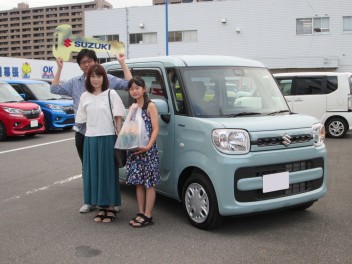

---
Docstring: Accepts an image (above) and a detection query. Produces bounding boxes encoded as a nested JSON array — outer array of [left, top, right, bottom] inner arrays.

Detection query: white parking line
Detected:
[[0, 137, 74, 155], [3, 174, 82, 203]]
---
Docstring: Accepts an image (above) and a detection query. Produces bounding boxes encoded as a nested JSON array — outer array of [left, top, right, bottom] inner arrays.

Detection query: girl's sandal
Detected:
[[94, 209, 107, 223], [129, 213, 145, 226], [132, 215, 154, 228], [103, 209, 116, 223]]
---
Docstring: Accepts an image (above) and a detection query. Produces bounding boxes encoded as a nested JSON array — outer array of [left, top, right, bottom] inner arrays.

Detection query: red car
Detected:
[[0, 81, 45, 140]]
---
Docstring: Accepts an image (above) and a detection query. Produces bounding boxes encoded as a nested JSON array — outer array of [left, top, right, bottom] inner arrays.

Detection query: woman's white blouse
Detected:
[[75, 89, 125, 137]]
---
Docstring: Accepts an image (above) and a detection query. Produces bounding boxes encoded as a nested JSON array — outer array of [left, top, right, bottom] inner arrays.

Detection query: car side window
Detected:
[[107, 69, 131, 107], [10, 84, 33, 100], [296, 77, 323, 95], [326, 76, 338, 94], [133, 69, 167, 107], [277, 79, 293, 96], [167, 68, 185, 115]]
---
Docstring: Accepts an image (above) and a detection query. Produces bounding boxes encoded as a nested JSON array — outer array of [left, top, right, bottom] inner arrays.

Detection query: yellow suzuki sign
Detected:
[[52, 24, 125, 61]]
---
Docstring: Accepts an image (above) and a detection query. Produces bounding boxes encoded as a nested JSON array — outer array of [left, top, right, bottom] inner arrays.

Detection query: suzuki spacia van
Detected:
[[274, 72, 352, 138], [103, 55, 327, 229]]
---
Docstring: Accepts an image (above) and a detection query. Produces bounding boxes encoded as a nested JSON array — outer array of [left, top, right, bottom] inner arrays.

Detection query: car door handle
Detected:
[[294, 99, 303, 102], [178, 124, 185, 127]]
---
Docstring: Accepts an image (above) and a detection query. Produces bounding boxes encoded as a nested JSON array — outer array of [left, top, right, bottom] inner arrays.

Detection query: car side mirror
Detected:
[[152, 99, 170, 123], [19, 93, 27, 99]]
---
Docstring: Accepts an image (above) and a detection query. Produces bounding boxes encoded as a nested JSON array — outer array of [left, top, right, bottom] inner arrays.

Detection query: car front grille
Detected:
[[253, 134, 312, 147], [22, 109, 40, 119], [22, 123, 44, 130], [62, 106, 74, 114], [234, 158, 324, 202], [62, 118, 75, 124]]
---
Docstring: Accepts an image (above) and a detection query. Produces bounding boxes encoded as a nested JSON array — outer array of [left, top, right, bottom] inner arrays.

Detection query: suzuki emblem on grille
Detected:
[[32, 110, 35, 114], [282, 134, 292, 147]]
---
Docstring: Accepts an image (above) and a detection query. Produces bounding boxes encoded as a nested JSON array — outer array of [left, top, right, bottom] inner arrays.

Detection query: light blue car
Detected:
[[3, 79, 74, 132], [103, 55, 327, 230]]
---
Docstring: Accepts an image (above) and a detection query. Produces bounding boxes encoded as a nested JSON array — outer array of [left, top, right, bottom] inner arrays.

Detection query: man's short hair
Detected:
[[76, 49, 98, 65]]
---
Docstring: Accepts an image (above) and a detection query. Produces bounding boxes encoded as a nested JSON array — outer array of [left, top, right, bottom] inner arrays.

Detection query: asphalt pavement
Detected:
[[0, 130, 351, 264]]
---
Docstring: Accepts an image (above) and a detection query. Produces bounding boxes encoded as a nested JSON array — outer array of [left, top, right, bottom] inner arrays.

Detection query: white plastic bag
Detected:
[[115, 104, 149, 150]]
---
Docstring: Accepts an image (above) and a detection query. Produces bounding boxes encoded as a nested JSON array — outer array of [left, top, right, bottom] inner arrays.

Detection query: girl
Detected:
[[126, 76, 160, 228], [75, 64, 125, 223]]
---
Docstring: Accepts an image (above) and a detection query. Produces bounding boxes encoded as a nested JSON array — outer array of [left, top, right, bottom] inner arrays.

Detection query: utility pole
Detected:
[[165, 0, 169, 55]]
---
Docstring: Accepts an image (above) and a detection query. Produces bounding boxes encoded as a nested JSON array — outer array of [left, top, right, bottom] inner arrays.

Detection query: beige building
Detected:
[[0, 0, 112, 62]]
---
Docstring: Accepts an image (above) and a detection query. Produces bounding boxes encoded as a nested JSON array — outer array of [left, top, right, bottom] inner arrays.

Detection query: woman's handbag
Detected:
[[108, 90, 127, 168]]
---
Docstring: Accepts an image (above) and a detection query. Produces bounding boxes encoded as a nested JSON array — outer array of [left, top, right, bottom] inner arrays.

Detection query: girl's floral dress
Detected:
[[126, 105, 160, 188]]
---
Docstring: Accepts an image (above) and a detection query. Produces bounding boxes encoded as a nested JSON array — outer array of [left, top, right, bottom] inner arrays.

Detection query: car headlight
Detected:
[[312, 123, 325, 147], [1, 106, 23, 116], [212, 129, 250, 154], [45, 104, 64, 111]]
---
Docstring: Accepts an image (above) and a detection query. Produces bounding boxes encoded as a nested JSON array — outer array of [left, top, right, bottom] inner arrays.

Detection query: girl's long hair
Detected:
[[128, 76, 151, 109]]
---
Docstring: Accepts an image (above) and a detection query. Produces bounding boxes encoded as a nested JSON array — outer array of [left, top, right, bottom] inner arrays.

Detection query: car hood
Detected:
[[0, 101, 40, 110], [29, 100, 73, 107], [207, 114, 319, 131]]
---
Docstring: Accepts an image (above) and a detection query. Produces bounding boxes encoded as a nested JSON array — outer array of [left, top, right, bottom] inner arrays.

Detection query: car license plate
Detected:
[[30, 120, 38, 127], [263, 171, 289, 193]]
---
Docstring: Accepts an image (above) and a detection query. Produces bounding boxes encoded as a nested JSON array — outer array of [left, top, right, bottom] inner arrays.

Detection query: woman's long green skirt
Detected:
[[83, 135, 121, 207]]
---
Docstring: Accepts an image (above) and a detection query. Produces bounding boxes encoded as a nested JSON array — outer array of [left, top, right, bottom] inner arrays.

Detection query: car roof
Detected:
[[1, 79, 47, 84], [103, 55, 265, 68], [273, 72, 352, 77]]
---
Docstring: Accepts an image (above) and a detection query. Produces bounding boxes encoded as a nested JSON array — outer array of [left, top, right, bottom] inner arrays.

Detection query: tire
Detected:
[[182, 172, 223, 230], [291, 201, 315, 211], [0, 122, 7, 141], [63, 126, 73, 131], [325, 117, 348, 138], [25, 133, 36, 137], [44, 118, 50, 133]]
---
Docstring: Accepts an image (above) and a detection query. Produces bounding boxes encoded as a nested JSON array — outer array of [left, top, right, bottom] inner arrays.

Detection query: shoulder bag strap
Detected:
[[108, 89, 117, 135]]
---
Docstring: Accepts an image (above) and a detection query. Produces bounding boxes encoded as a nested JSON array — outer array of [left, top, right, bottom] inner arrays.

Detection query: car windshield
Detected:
[[181, 66, 289, 117], [27, 82, 62, 100], [0, 83, 25, 103]]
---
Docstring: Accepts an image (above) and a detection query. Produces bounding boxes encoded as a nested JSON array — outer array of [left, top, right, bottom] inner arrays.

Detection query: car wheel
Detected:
[[326, 118, 348, 138], [63, 126, 73, 131], [44, 118, 50, 133], [182, 172, 223, 230], [0, 122, 7, 141], [291, 201, 315, 211]]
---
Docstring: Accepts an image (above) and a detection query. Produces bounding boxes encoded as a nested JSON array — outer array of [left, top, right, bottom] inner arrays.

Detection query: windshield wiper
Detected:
[[5, 100, 21, 103], [45, 98, 59, 100], [267, 110, 290, 116], [222, 112, 262, 117]]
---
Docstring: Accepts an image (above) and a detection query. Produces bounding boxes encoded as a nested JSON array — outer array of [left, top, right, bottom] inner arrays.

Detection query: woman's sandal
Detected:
[[132, 215, 154, 228], [129, 213, 145, 226], [94, 209, 107, 223], [103, 209, 116, 223]]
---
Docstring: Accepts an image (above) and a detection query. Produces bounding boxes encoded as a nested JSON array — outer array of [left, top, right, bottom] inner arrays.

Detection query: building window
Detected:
[[93, 34, 119, 42], [168, 30, 197, 42], [343, 16, 352, 32], [129, 32, 157, 44], [296, 17, 329, 34]]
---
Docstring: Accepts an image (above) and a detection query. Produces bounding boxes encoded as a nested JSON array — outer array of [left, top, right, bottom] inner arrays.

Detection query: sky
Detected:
[[1, 0, 153, 11]]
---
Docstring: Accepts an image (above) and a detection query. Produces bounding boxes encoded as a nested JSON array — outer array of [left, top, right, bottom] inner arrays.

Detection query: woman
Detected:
[[75, 64, 125, 223]]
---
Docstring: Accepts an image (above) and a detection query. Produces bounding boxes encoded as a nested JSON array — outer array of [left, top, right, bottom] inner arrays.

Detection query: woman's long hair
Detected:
[[85, 64, 109, 93], [128, 76, 151, 109]]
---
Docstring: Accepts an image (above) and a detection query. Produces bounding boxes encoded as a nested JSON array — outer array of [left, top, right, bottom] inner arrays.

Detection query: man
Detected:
[[190, 81, 209, 115], [51, 49, 132, 213]]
